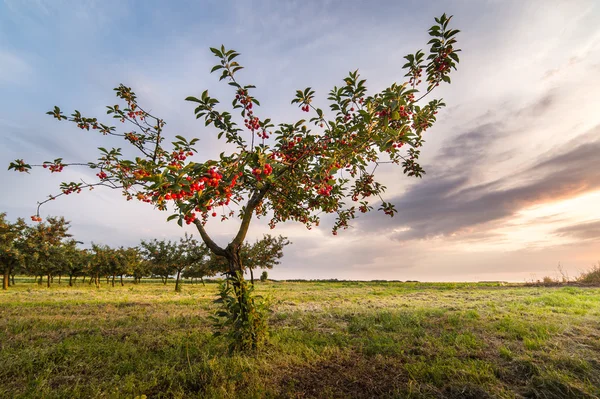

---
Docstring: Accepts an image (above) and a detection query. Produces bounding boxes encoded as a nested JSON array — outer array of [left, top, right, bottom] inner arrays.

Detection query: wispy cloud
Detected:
[[554, 220, 600, 241]]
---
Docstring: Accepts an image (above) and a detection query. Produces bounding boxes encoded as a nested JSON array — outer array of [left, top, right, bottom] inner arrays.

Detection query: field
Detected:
[[1, 280, 599, 398]]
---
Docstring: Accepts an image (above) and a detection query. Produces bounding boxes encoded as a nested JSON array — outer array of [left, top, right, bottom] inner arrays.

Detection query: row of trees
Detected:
[[1, 212, 289, 291]]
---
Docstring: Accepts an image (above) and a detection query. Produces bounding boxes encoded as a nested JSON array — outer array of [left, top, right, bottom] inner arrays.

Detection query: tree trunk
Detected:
[[120, 275, 124, 286], [200, 276, 205, 286], [2, 269, 8, 290], [162, 276, 167, 285], [10, 272, 15, 286], [111, 274, 115, 287], [38, 275, 43, 285], [226, 244, 246, 300], [69, 275, 73, 287], [175, 270, 181, 292], [249, 267, 254, 285], [74, 276, 78, 284], [95, 274, 100, 289], [83, 275, 87, 284], [47, 274, 51, 288], [58, 274, 61, 284]]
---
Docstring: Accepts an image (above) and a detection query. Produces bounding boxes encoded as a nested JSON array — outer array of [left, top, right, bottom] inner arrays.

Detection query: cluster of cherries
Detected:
[[30, 215, 42, 222], [62, 186, 82, 195], [317, 184, 333, 196], [42, 163, 65, 173], [173, 150, 194, 162], [252, 163, 273, 181], [126, 110, 144, 120], [96, 171, 108, 179], [301, 104, 310, 112], [244, 116, 261, 132], [159, 168, 243, 224], [124, 132, 141, 143], [183, 212, 198, 225]]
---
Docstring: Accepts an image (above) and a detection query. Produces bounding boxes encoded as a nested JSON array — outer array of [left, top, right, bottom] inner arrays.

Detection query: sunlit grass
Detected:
[[1, 280, 599, 398]]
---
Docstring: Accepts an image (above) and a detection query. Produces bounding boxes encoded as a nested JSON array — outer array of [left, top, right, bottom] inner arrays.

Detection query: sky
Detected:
[[1, 0, 600, 282]]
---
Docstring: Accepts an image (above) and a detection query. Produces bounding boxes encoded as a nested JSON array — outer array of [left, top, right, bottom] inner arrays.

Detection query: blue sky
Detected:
[[2, 0, 600, 281]]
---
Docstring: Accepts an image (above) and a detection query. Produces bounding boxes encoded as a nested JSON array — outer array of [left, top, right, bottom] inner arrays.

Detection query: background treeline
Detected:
[[1, 212, 289, 291]]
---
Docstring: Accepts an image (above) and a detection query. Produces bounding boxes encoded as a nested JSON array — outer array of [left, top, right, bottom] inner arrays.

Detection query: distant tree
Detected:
[[183, 243, 216, 285], [21, 217, 71, 287], [140, 239, 176, 285], [59, 239, 87, 286], [0, 213, 27, 290], [123, 247, 148, 284], [101, 246, 130, 287], [90, 243, 111, 288], [245, 235, 290, 284], [260, 271, 268, 282], [141, 234, 208, 291]]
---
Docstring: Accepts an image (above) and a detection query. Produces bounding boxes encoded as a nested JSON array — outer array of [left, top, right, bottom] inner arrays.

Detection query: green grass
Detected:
[[1, 280, 599, 398]]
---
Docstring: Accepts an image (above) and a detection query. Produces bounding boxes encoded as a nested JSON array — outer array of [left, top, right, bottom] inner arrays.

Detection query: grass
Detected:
[[1, 280, 599, 398]]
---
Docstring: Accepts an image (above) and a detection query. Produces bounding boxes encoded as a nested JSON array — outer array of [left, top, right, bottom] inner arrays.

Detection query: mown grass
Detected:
[[1, 280, 599, 398]]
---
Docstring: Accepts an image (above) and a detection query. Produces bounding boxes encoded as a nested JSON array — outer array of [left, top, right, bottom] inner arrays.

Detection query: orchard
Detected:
[[10, 14, 460, 350]]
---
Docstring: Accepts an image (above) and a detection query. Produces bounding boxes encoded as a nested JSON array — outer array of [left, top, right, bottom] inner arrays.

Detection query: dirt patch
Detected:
[[277, 352, 410, 398]]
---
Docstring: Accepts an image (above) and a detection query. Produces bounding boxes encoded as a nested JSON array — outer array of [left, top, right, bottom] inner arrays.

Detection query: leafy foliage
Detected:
[[210, 272, 270, 352]]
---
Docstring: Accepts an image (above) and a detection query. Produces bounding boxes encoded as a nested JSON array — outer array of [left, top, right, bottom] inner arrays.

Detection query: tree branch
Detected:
[[231, 185, 270, 247], [192, 219, 227, 256]]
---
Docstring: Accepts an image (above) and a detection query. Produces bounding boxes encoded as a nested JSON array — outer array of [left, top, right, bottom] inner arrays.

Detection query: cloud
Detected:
[[554, 220, 600, 241], [354, 124, 600, 242]]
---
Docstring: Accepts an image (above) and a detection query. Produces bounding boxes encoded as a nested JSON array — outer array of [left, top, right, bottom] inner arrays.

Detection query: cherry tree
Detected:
[[10, 14, 460, 348]]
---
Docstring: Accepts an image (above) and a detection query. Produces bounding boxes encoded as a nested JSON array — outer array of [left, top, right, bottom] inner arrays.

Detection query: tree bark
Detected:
[[120, 275, 124, 286], [2, 269, 8, 290], [200, 276, 205, 286], [58, 274, 61, 284], [249, 267, 254, 285], [69, 275, 73, 287], [111, 274, 115, 287], [95, 274, 100, 289], [47, 274, 51, 288]]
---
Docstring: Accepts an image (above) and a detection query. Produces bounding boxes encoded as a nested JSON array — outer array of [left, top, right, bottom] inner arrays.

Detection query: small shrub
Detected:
[[211, 272, 270, 352], [577, 262, 600, 285]]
